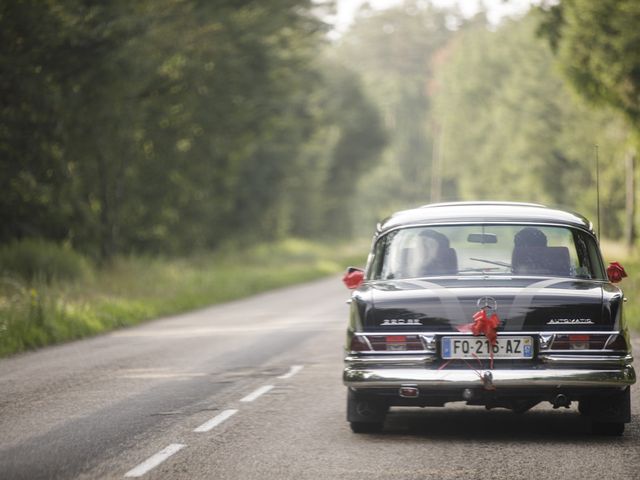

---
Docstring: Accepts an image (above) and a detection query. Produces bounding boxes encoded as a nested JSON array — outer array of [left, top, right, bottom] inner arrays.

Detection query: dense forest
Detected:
[[2, 0, 639, 261], [1, 0, 385, 260]]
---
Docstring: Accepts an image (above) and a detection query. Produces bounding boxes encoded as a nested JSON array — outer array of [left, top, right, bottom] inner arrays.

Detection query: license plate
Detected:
[[441, 336, 533, 359]]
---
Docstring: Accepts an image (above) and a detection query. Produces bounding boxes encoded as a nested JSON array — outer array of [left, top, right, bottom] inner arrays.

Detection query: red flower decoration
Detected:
[[607, 262, 627, 284], [342, 269, 364, 289]]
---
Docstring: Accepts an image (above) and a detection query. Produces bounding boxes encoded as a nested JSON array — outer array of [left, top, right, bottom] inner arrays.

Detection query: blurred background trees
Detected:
[[1, 0, 638, 261], [335, 0, 637, 245], [335, 2, 452, 226], [428, 11, 630, 238], [536, 0, 640, 246], [0, 0, 386, 259]]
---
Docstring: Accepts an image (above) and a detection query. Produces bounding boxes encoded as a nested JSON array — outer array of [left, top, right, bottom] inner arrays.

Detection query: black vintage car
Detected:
[[343, 202, 635, 435]]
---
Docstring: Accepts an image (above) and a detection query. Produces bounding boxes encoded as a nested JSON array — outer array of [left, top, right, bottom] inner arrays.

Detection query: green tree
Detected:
[[1, 0, 387, 258], [537, 0, 640, 124], [431, 12, 629, 236], [0, 1, 79, 244], [537, 0, 640, 245]]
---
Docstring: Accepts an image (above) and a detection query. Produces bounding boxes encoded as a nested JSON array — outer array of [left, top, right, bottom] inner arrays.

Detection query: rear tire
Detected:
[[592, 421, 625, 436], [347, 389, 387, 433], [511, 400, 540, 414], [350, 421, 384, 434], [578, 398, 591, 416], [587, 387, 630, 436]]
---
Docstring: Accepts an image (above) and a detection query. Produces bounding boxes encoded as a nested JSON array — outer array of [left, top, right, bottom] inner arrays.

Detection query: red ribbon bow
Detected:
[[450, 308, 502, 379], [470, 309, 500, 346]]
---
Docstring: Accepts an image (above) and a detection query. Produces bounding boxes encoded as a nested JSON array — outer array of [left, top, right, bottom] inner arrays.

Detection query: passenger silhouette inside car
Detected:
[[511, 227, 570, 276], [403, 230, 458, 277]]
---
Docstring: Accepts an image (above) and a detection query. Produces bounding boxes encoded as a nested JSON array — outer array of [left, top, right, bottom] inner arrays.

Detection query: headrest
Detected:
[[512, 246, 570, 276], [514, 227, 547, 247]]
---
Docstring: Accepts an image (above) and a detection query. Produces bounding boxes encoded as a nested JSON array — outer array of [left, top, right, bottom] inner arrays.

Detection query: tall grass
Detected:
[[3, 237, 636, 358], [0, 239, 90, 283], [600, 241, 639, 331], [0, 238, 368, 357], [616, 257, 640, 332]]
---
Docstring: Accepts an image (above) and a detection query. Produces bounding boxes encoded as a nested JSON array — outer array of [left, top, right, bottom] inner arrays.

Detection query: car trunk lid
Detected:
[[365, 277, 607, 332]]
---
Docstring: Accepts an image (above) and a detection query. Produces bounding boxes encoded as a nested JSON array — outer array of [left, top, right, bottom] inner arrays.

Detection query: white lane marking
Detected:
[[193, 409, 238, 433], [120, 373, 207, 379], [240, 385, 274, 402], [277, 365, 304, 379], [124, 443, 186, 477]]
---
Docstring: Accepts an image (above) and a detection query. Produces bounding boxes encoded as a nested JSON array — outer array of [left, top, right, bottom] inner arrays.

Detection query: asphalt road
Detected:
[[0, 276, 638, 480]]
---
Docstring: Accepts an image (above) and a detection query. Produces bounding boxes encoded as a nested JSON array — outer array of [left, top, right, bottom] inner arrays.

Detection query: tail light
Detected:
[[348, 334, 424, 352], [549, 334, 627, 351], [604, 334, 628, 351], [349, 335, 371, 352]]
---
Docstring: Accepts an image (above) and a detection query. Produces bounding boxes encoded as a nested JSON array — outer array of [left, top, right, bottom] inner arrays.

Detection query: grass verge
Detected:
[[0, 238, 368, 357], [601, 241, 639, 331], [2, 238, 638, 358]]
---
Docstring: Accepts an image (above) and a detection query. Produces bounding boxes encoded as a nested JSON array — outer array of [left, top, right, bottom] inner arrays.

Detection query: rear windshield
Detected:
[[368, 225, 605, 280]]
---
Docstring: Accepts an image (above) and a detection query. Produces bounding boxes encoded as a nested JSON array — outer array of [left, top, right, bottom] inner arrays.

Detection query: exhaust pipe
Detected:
[[462, 388, 474, 401], [552, 394, 571, 409]]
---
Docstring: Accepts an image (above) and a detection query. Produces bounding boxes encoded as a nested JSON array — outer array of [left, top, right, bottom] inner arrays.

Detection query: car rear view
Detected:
[[343, 202, 635, 435]]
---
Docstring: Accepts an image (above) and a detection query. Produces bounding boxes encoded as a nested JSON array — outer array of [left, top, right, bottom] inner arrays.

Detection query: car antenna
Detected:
[[595, 144, 601, 240]]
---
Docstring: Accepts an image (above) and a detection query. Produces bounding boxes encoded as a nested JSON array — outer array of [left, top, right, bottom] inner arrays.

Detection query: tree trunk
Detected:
[[96, 150, 114, 262], [625, 149, 636, 252], [430, 123, 442, 203]]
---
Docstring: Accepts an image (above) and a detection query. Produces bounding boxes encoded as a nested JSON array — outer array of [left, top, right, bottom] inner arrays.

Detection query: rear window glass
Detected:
[[368, 225, 605, 280]]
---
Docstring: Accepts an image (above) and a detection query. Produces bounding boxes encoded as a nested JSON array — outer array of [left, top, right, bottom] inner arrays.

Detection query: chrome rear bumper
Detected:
[[343, 364, 636, 389]]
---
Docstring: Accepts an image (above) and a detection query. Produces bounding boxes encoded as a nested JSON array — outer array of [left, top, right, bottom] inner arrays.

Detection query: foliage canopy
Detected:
[[0, 0, 385, 259], [537, 0, 640, 126]]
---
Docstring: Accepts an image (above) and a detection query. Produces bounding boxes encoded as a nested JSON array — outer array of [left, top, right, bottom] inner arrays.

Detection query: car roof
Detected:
[[377, 201, 594, 234]]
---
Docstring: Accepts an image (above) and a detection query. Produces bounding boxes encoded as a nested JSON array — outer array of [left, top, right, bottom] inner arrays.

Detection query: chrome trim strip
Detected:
[[376, 222, 596, 241], [353, 331, 622, 337], [539, 354, 634, 366], [346, 350, 434, 356], [349, 331, 630, 356], [541, 349, 628, 354], [344, 355, 436, 366], [343, 365, 636, 389]]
